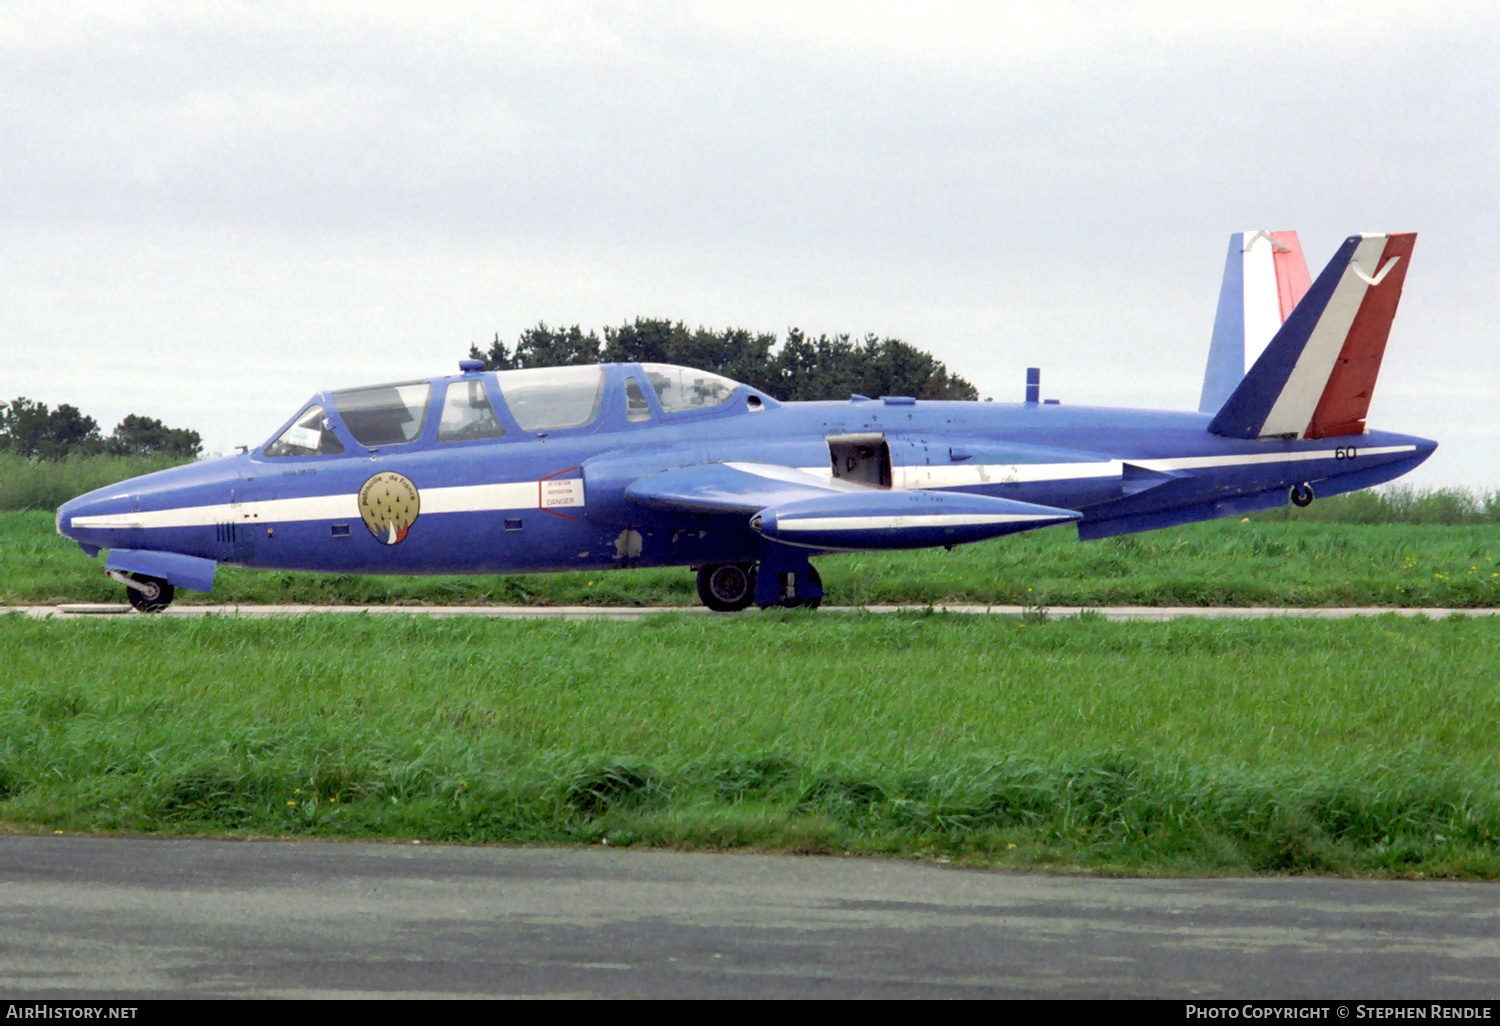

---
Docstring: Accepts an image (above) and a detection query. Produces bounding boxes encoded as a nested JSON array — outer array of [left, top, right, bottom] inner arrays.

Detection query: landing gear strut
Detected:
[[759, 564, 822, 610], [754, 543, 824, 610]]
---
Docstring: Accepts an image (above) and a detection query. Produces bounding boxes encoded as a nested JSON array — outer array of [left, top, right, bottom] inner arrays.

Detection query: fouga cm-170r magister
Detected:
[[57, 231, 1435, 612]]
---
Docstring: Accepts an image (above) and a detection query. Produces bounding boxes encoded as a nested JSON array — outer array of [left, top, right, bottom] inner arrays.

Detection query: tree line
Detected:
[[0, 397, 202, 461], [467, 319, 978, 402]]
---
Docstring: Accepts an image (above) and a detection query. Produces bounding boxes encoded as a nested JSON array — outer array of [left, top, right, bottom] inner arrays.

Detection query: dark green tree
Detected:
[[107, 414, 202, 458], [464, 321, 976, 402], [0, 398, 104, 460], [467, 333, 516, 370], [856, 336, 979, 401], [516, 323, 601, 367], [470, 324, 603, 370], [600, 318, 684, 366], [771, 330, 862, 401], [600, 319, 780, 394]]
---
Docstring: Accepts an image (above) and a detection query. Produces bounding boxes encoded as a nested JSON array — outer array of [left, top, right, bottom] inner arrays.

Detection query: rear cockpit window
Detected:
[[333, 381, 431, 447], [642, 363, 738, 413], [493, 365, 603, 433], [438, 379, 506, 442], [264, 404, 345, 457]]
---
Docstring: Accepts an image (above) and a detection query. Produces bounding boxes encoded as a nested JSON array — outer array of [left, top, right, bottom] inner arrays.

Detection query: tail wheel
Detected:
[[1289, 482, 1315, 508], [125, 574, 175, 613], [697, 563, 757, 612]]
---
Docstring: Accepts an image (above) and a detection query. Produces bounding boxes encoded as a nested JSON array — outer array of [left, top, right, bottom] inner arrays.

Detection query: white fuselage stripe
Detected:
[[789, 462, 1124, 488], [779, 513, 1064, 532], [70, 481, 542, 531], [1130, 445, 1415, 472]]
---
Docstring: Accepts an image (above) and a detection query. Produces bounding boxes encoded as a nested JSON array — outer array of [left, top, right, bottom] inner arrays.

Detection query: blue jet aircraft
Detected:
[[57, 231, 1435, 612]]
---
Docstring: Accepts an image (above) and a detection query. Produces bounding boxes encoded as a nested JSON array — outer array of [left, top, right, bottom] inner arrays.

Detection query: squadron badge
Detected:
[[359, 472, 420, 545]]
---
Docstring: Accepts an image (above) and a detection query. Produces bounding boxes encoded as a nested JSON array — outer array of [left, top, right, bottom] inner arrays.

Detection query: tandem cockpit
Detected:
[[260, 362, 773, 458]]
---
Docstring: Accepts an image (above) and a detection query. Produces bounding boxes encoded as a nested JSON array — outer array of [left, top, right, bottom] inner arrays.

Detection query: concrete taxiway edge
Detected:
[[4, 603, 1495, 621]]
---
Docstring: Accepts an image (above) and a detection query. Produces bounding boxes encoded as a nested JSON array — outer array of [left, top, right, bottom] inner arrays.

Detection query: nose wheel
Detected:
[[113, 572, 176, 613]]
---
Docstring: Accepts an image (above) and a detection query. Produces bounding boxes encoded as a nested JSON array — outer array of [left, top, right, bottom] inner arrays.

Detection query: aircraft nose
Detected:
[[56, 492, 86, 538], [56, 488, 126, 555]]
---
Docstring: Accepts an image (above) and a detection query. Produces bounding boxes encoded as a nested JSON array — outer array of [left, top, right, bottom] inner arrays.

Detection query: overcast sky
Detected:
[[4, 1, 1496, 488]]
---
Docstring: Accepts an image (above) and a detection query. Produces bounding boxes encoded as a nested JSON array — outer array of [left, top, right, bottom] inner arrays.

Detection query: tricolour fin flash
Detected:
[[1198, 231, 1310, 413], [1207, 233, 1415, 440]]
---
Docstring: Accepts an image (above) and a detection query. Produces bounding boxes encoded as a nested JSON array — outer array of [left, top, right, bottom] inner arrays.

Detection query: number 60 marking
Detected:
[[1335, 447, 1359, 460]]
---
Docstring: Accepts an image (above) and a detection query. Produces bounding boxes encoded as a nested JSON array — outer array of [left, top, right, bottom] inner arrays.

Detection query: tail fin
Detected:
[[1207, 232, 1415, 439], [1198, 231, 1311, 413]]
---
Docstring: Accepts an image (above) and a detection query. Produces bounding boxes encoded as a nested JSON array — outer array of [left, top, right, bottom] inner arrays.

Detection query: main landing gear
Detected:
[[697, 562, 757, 612], [108, 570, 176, 613], [695, 561, 823, 612]]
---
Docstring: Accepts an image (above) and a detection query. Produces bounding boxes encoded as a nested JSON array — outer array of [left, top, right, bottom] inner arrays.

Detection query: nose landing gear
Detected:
[[107, 570, 176, 613]]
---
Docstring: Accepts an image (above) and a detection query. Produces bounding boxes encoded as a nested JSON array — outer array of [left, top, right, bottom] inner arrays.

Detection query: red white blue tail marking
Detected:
[[1198, 231, 1311, 413], [1208, 233, 1415, 440]]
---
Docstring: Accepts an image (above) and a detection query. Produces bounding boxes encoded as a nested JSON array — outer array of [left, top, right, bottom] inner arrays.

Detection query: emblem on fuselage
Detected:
[[359, 472, 420, 545]]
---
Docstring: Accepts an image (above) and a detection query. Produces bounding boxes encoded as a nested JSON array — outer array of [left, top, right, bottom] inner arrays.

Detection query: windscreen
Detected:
[[264, 404, 345, 457]]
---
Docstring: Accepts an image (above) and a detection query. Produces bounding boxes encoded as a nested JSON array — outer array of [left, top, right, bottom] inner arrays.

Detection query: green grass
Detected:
[[3, 611, 1498, 877], [1252, 484, 1500, 525]]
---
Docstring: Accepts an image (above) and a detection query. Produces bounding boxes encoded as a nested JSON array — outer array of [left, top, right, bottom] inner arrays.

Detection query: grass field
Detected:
[[2, 611, 1497, 877]]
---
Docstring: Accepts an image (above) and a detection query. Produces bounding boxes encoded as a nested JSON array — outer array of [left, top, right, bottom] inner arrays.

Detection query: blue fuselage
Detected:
[[56, 363, 1437, 587]]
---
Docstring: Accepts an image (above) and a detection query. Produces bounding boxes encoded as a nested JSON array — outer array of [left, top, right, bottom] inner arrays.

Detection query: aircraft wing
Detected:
[[625, 461, 865, 515], [627, 461, 1081, 551]]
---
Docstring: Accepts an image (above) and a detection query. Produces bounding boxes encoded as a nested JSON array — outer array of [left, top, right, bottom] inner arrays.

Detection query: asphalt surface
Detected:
[[3, 835, 1498, 999]]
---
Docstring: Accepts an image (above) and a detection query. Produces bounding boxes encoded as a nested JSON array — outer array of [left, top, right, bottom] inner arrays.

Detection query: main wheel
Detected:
[[697, 563, 757, 612], [125, 574, 175, 613]]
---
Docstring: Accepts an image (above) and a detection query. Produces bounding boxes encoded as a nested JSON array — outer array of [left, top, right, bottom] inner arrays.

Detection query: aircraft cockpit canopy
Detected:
[[494, 365, 604, 432], [487, 363, 741, 430], [261, 362, 751, 456], [334, 381, 432, 447], [639, 363, 739, 414]]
